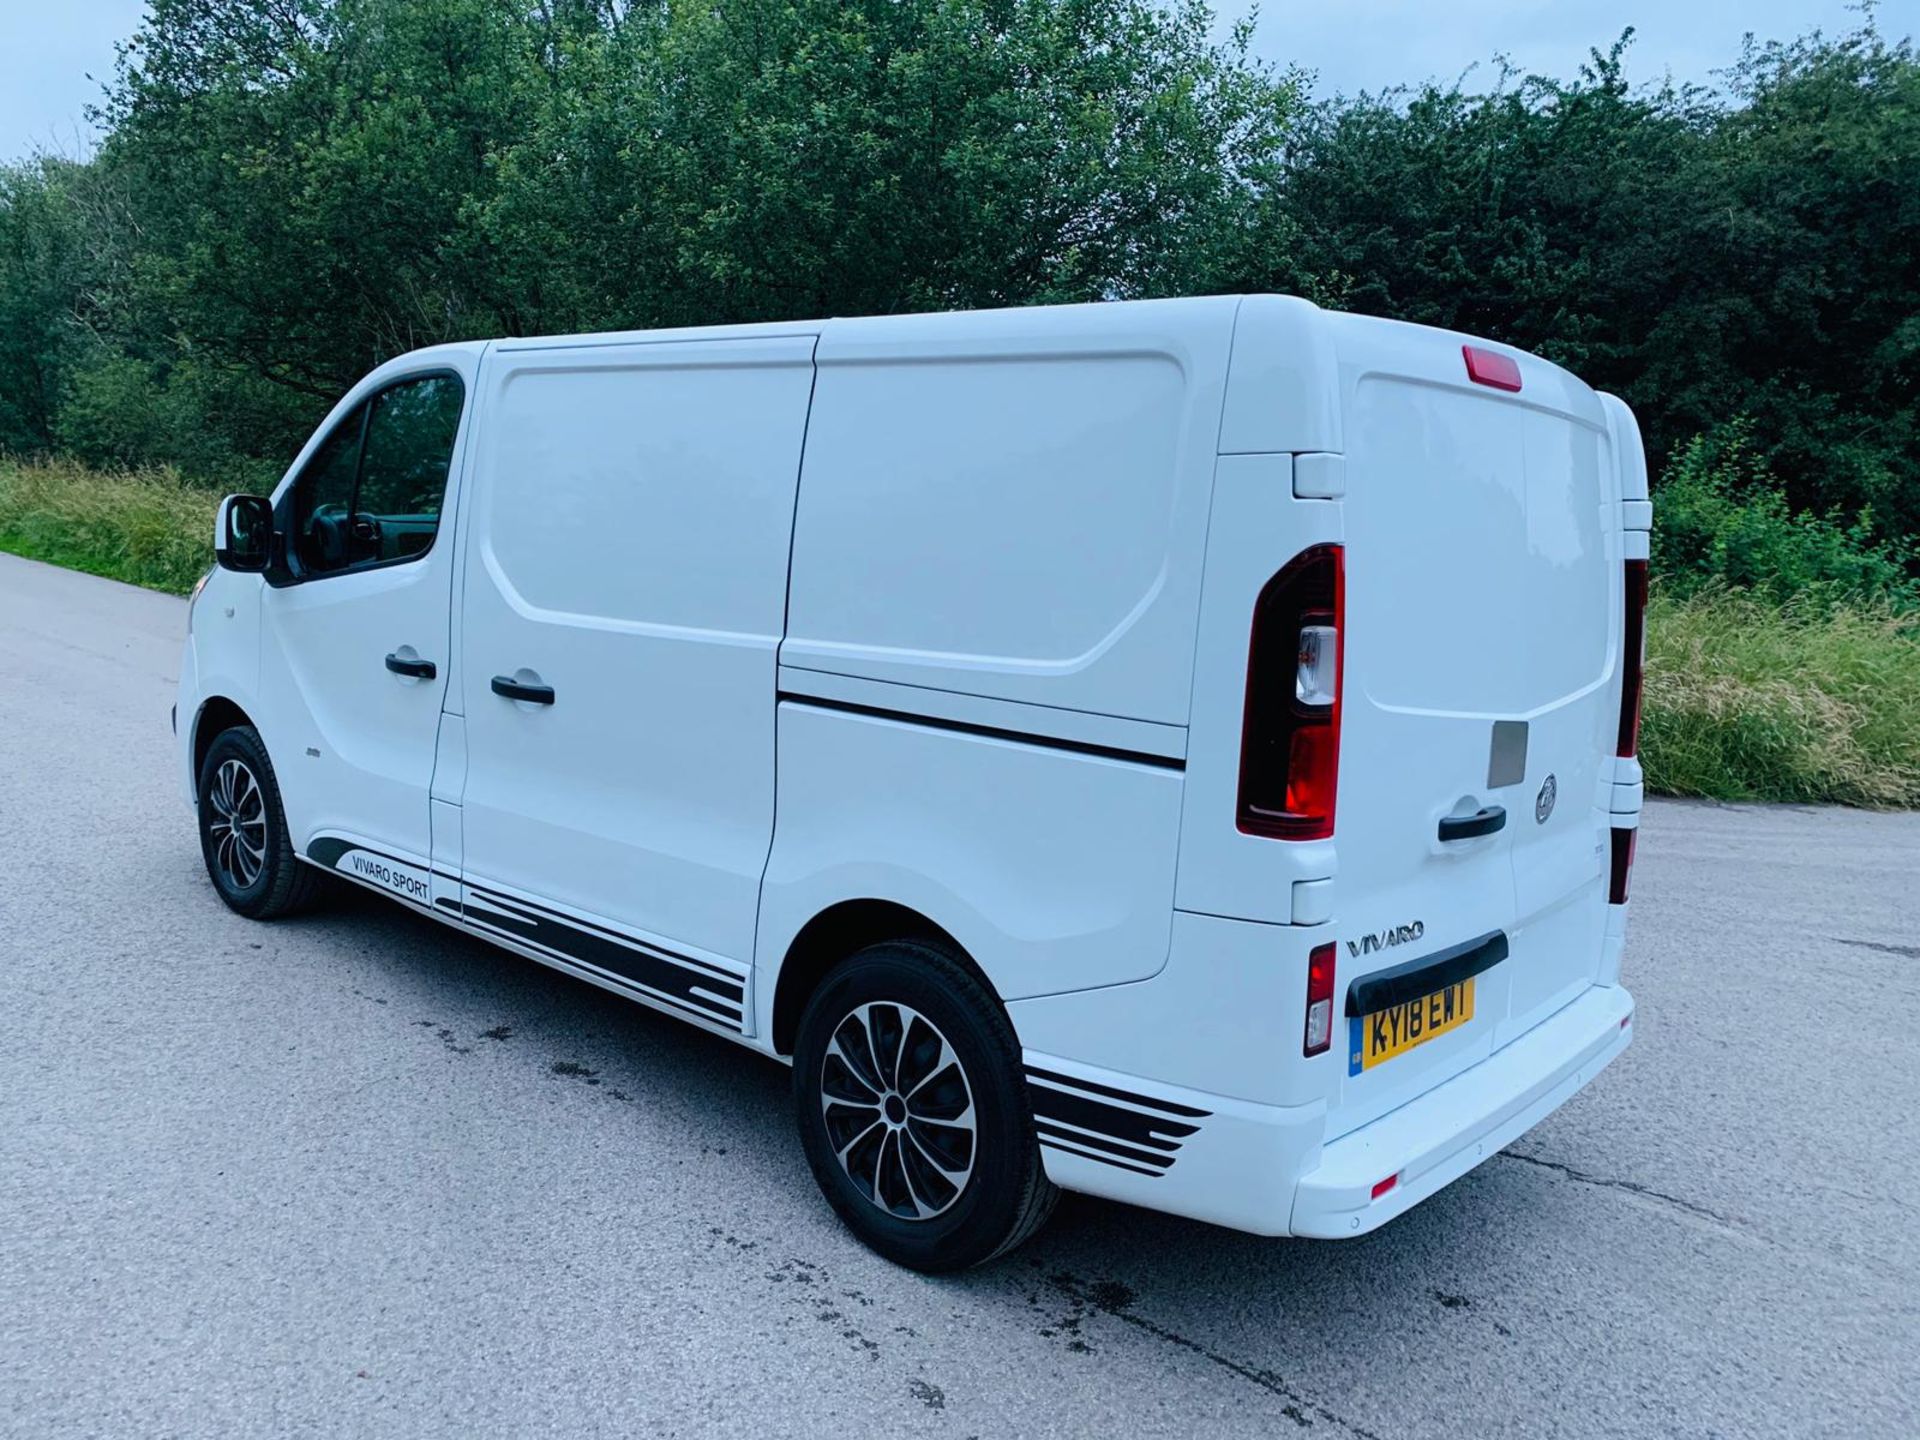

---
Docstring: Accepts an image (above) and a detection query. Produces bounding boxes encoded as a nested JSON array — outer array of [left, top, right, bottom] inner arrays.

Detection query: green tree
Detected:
[[0, 158, 88, 453]]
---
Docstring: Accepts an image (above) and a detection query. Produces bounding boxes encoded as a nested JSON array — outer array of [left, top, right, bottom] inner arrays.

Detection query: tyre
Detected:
[[196, 724, 323, 920], [793, 939, 1058, 1271]]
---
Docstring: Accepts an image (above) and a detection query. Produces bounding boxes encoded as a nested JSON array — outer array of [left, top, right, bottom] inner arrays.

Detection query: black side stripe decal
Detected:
[[459, 887, 744, 1023], [466, 885, 743, 986], [1026, 1067, 1210, 1180], [460, 905, 739, 1027], [1037, 1134, 1168, 1179], [1025, 1064, 1211, 1118], [308, 836, 748, 1031], [778, 694, 1185, 771], [1035, 1121, 1175, 1170]]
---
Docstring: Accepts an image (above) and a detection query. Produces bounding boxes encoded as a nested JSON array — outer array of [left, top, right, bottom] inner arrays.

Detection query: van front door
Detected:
[[450, 336, 816, 1033], [257, 365, 472, 901]]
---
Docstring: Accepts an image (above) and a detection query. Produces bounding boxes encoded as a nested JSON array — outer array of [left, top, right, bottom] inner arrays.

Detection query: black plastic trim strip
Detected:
[[778, 694, 1184, 772], [1024, 1065, 1211, 1118], [1345, 930, 1509, 1018]]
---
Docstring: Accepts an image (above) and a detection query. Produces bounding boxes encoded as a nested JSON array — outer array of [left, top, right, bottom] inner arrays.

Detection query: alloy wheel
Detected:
[[819, 1002, 977, 1220], [206, 757, 268, 890]]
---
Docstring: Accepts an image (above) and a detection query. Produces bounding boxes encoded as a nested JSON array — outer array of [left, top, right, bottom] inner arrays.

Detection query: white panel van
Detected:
[[179, 295, 1648, 1271]]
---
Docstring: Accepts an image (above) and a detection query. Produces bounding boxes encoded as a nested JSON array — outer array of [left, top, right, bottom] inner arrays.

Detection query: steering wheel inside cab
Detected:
[[303, 506, 384, 571]]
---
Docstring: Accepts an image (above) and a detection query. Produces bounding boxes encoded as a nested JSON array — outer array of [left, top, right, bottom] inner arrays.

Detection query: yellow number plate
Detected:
[[1348, 979, 1475, 1076]]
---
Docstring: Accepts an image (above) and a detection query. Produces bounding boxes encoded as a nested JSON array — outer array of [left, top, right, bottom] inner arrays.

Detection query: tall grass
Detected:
[[5, 456, 1919, 807], [0, 456, 218, 595], [1642, 589, 1920, 807]]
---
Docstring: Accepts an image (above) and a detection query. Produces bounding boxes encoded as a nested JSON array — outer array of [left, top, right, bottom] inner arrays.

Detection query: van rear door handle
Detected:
[[491, 675, 555, 705], [1438, 805, 1506, 841], [385, 652, 436, 679]]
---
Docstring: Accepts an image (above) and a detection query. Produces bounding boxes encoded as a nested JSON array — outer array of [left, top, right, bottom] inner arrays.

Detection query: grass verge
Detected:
[[5, 457, 1918, 806], [1642, 589, 1920, 807], [0, 456, 218, 595]]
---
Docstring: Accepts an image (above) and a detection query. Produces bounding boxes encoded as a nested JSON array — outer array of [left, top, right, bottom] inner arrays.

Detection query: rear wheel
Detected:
[[196, 725, 322, 919], [793, 940, 1057, 1271]]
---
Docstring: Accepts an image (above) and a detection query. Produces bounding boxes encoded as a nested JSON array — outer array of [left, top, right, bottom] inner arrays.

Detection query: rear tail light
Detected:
[[1617, 559, 1648, 757], [1609, 826, 1637, 904], [1304, 942, 1336, 1056], [1238, 544, 1343, 840]]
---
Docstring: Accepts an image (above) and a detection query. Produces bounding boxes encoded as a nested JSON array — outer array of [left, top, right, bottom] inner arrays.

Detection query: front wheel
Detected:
[[793, 940, 1057, 1271], [196, 724, 322, 919]]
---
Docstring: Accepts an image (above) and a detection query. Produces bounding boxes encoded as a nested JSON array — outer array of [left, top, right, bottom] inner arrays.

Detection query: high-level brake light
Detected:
[[1238, 544, 1343, 841], [1463, 345, 1522, 392]]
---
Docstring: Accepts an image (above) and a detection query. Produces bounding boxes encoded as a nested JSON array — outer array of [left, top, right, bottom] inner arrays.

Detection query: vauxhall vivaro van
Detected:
[[179, 295, 1647, 1270]]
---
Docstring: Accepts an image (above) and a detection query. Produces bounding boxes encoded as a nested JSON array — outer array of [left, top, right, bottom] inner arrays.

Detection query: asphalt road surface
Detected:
[[3, 551, 1916, 1439]]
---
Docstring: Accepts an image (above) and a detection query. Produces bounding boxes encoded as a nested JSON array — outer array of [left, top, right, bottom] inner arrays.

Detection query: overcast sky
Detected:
[[2, 0, 1913, 161]]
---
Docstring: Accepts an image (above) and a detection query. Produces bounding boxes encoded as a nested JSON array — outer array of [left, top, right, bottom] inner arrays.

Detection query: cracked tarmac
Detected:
[[3, 551, 1917, 1438]]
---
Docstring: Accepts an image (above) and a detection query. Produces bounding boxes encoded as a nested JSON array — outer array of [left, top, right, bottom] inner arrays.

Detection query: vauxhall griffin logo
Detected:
[[1347, 920, 1425, 959], [1536, 773, 1558, 824]]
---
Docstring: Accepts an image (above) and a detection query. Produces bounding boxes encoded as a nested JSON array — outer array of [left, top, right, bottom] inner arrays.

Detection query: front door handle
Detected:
[[1438, 805, 1506, 842], [491, 675, 555, 705], [385, 652, 436, 679]]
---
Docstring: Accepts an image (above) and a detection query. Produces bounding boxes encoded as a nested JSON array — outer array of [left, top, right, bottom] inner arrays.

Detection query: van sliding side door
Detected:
[[446, 335, 818, 1032]]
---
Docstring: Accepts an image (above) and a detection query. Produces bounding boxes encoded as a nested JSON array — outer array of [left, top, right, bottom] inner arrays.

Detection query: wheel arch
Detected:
[[770, 898, 985, 1058], [191, 695, 259, 795]]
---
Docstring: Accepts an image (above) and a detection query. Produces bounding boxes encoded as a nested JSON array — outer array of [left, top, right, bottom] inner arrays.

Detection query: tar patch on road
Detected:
[[1834, 936, 1920, 960]]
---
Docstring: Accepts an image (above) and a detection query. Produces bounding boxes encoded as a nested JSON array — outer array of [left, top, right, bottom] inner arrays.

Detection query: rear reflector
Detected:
[[1609, 827, 1637, 904], [1463, 345, 1522, 392], [1371, 1173, 1399, 1201], [1239, 545, 1343, 840], [1617, 559, 1649, 757], [1304, 942, 1336, 1057]]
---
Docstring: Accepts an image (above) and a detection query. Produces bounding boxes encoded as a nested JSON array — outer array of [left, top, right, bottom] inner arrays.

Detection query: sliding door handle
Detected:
[[491, 675, 555, 705], [385, 652, 436, 679]]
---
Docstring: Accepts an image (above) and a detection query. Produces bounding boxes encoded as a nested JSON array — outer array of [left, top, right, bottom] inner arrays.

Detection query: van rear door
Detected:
[[1325, 316, 1620, 1137]]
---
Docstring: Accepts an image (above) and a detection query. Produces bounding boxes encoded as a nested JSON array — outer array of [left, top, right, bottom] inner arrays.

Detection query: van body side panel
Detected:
[[783, 298, 1237, 727], [754, 702, 1183, 1017], [452, 336, 815, 991]]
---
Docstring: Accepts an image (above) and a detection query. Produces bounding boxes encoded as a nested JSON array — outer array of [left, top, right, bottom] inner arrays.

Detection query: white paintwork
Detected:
[[757, 700, 1184, 1009], [454, 335, 815, 968], [177, 294, 1644, 1242], [254, 344, 484, 872], [784, 298, 1236, 725]]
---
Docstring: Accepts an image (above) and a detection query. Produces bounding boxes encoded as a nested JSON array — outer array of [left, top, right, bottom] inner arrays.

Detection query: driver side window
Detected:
[[290, 402, 365, 575], [287, 373, 464, 578]]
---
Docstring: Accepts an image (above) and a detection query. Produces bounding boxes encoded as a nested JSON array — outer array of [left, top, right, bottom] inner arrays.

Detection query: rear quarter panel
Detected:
[[753, 702, 1184, 1025]]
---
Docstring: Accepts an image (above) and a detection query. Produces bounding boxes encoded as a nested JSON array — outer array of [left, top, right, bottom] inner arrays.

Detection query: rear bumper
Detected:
[[1290, 982, 1633, 1237], [1019, 981, 1632, 1238]]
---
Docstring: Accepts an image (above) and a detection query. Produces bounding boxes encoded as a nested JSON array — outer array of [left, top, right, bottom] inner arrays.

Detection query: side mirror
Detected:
[[213, 494, 273, 573]]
